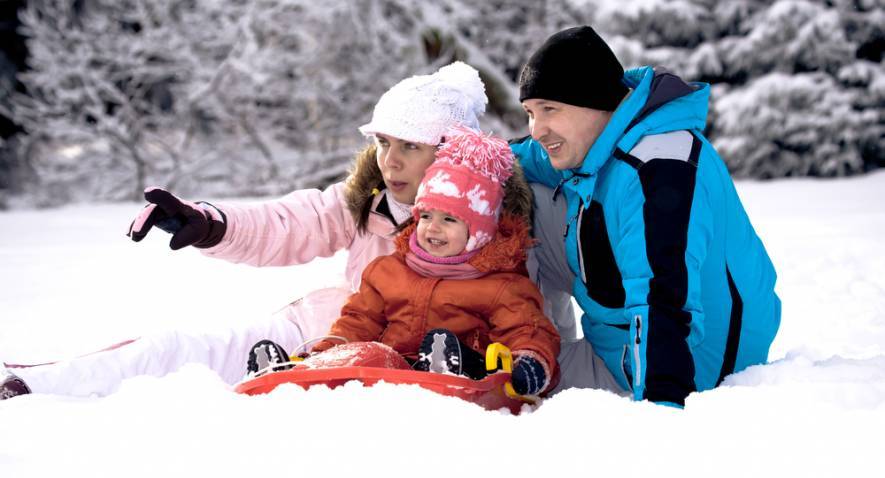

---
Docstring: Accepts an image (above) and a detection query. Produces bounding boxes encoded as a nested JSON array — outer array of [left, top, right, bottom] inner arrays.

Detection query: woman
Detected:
[[2, 62, 532, 398]]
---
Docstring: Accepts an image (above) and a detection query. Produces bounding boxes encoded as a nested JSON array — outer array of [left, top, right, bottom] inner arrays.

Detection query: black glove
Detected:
[[127, 187, 226, 250], [511, 355, 548, 396]]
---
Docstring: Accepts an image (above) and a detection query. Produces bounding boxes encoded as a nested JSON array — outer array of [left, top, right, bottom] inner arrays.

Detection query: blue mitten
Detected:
[[511, 355, 547, 396]]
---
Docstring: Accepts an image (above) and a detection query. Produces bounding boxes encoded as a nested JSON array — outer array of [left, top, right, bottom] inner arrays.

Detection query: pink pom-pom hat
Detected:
[[413, 125, 515, 252]]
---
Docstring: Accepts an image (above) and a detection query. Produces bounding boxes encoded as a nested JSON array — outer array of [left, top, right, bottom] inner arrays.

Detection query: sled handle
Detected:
[[291, 335, 350, 358], [485, 343, 519, 398]]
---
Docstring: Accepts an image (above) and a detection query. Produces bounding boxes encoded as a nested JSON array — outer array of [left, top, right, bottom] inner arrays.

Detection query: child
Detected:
[[261, 126, 561, 396]]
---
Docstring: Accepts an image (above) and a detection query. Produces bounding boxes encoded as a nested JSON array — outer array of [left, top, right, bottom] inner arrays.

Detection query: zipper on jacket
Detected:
[[552, 177, 568, 202], [563, 205, 583, 239], [633, 314, 643, 389], [575, 204, 587, 281]]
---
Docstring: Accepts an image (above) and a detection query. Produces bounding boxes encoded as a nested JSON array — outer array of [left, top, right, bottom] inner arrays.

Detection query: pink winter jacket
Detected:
[[200, 182, 397, 291]]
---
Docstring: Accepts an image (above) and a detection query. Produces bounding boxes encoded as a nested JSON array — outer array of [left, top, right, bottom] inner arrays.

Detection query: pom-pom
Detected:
[[436, 62, 488, 117], [436, 125, 514, 183]]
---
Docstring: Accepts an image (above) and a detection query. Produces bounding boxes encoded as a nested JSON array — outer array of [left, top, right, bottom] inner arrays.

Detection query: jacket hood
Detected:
[[394, 212, 534, 273], [575, 66, 710, 176], [343, 143, 534, 231]]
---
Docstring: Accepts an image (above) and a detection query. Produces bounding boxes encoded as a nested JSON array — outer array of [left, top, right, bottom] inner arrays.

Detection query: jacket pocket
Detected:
[[631, 314, 643, 391], [620, 344, 633, 392]]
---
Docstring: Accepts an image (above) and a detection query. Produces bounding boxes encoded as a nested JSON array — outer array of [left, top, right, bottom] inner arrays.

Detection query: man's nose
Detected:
[[529, 117, 547, 141]]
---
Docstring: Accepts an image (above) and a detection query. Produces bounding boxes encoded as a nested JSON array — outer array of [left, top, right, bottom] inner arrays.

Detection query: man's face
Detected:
[[522, 99, 613, 170]]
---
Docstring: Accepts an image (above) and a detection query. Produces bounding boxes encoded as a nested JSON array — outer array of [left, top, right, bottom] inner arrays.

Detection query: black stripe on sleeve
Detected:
[[717, 267, 743, 385], [638, 146, 701, 405], [687, 132, 702, 167]]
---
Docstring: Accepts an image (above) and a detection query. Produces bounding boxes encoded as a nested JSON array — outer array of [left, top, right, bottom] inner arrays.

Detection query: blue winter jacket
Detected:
[[511, 66, 781, 406]]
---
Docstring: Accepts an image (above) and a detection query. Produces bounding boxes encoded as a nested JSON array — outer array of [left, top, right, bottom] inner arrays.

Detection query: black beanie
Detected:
[[519, 26, 628, 111]]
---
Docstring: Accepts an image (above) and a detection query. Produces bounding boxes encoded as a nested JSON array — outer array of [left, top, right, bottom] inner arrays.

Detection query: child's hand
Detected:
[[511, 355, 547, 396]]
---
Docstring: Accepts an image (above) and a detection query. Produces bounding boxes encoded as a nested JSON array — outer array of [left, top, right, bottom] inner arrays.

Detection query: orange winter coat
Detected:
[[312, 213, 561, 373]]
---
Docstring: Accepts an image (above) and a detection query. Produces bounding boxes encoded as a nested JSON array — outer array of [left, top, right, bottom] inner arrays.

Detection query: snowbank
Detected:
[[2, 173, 885, 477]]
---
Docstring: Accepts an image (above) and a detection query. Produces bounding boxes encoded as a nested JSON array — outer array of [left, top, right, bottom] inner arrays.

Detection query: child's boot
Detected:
[[415, 328, 463, 375], [246, 340, 294, 377], [414, 329, 487, 380], [1, 369, 31, 400]]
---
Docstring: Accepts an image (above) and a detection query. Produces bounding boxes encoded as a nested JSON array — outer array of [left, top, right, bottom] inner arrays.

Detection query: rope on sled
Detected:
[[292, 335, 349, 358]]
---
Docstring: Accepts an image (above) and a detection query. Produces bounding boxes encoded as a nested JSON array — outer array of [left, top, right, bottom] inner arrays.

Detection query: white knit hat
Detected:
[[359, 62, 488, 146]]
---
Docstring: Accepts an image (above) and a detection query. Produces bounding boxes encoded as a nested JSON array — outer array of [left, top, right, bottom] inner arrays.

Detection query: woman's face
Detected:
[[416, 209, 469, 258], [374, 134, 437, 204]]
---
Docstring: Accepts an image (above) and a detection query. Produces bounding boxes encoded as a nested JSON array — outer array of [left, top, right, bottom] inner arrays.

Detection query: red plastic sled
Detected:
[[234, 342, 536, 414]]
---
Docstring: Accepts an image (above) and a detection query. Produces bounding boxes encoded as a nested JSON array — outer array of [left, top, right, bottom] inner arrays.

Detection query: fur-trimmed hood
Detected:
[[393, 212, 535, 273], [343, 143, 534, 233]]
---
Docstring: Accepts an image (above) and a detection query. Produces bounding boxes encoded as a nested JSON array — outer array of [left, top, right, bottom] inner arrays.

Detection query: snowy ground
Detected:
[[2, 173, 885, 477]]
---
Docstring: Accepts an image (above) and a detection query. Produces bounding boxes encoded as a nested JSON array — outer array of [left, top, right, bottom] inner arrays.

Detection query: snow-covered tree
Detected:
[[712, 72, 878, 177], [415, 0, 591, 131], [181, 0, 428, 198], [591, 0, 884, 178], [11, 0, 581, 204], [1, 0, 34, 208], [11, 0, 226, 203], [7, 0, 884, 206]]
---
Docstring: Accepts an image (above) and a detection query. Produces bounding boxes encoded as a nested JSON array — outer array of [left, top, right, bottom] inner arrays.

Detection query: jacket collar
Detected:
[[552, 67, 709, 206], [571, 66, 708, 178], [615, 67, 709, 153], [373, 192, 397, 226], [365, 192, 399, 237]]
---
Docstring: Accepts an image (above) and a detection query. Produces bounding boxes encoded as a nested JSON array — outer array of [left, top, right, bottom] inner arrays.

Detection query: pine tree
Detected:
[[591, 0, 884, 178]]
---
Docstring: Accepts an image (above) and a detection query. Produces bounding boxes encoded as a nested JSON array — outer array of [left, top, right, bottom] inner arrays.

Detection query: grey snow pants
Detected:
[[526, 183, 626, 397]]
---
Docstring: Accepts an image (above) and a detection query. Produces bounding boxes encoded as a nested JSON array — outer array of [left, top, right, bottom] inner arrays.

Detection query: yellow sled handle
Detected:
[[485, 342, 521, 399]]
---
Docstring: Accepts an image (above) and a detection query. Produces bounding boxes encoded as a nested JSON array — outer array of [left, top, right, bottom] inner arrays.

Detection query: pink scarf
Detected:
[[405, 233, 486, 280]]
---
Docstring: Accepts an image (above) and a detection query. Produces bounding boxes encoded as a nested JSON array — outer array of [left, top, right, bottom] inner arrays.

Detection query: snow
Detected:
[[2, 174, 885, 477]]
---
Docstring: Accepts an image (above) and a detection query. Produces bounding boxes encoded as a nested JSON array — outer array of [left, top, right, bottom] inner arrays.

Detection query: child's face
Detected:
[[416, 209, 469, 258]]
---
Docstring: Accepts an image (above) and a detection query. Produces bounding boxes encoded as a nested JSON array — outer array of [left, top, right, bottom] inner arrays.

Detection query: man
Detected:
[[511, 26, 781, 407]]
